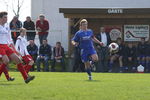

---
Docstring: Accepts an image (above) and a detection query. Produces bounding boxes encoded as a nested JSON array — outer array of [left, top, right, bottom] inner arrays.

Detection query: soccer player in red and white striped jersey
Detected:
[[0, 11, 35, 83], [15, 28, 34, 74]]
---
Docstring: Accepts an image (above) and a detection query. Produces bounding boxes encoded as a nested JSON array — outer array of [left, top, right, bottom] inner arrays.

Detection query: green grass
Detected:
[[0, 72, 150, 100]]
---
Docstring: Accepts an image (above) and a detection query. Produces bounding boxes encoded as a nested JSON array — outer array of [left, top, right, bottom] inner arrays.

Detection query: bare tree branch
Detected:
[[1, 0, 25, 17]]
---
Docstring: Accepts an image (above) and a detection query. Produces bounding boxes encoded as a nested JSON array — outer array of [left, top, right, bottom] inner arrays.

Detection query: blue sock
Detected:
[[109, 62, 113, 70], [86, 68, 91, 76]]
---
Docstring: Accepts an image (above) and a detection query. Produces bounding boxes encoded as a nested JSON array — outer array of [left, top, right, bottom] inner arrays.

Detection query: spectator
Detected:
[[137, 38, 147, 69], [23, 16, 36, 41], [124, 43, 137, 72], [36, 14, 49, 45], [10, 16, 22, 44], [36, 39, 51, 72], [96, 27, 111, 72], [72, 45, 85, 72], [51, 42, 65, 72], [27, 40, 38, 71], [145, 40, 150, 72], [108, 38, 125, 72]]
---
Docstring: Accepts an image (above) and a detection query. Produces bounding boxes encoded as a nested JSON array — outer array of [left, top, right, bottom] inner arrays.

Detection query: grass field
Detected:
[[0, 72, 150, 100]]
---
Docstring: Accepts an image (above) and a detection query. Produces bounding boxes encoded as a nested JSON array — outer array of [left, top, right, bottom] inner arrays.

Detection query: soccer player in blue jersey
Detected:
[[71, 19, 103, 80]]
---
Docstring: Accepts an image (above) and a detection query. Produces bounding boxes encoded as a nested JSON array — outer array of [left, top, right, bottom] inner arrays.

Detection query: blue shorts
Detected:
[[80, 47, 97, 62]]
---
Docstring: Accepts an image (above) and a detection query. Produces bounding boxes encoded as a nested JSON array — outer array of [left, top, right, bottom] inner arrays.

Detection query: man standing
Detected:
[[36, 14, 49, 45], [23, 16, 36, 41], [96, 27, 111, 72], [10, 16, 22, 44]]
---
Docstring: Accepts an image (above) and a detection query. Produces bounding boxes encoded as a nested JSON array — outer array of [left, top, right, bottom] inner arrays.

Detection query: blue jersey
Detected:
[[72, 29, 94, 49]]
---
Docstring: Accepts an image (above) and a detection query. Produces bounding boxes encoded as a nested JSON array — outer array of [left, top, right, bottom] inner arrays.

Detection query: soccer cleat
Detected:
[[8, 77, 15, 81], [88, 76, 93, 80], [25, 75, 35, 84]]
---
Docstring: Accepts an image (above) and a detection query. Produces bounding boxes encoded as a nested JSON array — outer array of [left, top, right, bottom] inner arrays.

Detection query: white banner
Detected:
[[124, 25, 149, 41]]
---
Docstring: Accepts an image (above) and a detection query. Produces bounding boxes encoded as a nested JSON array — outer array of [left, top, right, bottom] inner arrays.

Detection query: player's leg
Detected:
[[90, 54, 98, 71], [0, 57, 15, 81], [0, 47, 15, 81], [84, 61, 92, 80], [91, 54, 99, 62], [22, 55, 34, 73], [81, 50, 92, 80], [0, 55, 9, 78], [3, 65, 15, 81], [9, 53, 34, 83], [85, 53, 98, 80], [26, 60, 34, 73]]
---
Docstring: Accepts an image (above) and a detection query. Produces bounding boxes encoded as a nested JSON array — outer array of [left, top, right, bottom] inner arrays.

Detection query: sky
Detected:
[[0, 0, 31, 22]]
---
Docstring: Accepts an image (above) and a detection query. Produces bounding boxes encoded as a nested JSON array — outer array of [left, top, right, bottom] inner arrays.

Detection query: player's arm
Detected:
[[71, 40, 79, 46], [14, 39, 22, 56], [92, 36, 103, 46], [71, 32, 79, 46]]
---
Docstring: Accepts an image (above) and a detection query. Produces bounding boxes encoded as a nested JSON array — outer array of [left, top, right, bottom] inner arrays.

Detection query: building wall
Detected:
[[31, 0, 150, 51]]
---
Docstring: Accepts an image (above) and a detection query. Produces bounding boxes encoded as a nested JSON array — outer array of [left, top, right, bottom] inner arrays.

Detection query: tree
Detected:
[[0, 0, 24, 17]]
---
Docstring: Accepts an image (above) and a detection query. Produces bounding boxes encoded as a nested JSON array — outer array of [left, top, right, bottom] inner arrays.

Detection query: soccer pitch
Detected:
[[0, 72, 150, 100]]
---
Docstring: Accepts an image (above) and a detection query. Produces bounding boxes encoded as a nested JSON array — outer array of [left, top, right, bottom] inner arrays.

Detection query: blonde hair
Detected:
[[80, 19, 87, 26], [20, 28, 26, 33]]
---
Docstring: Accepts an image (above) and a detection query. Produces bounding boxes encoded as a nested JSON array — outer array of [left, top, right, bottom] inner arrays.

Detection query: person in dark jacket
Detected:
[[23, 16, 36, 41], [137, 38, 147, 69], [145, 40, 150, 72], [51, 42, 65, 72], [27, 40, 38, 71], [10, 16, 22, 44], [72, 45, 85, 72], [96, 27, 111, 72], [124, 43, 137, 72], [36, 39, 51, 72]]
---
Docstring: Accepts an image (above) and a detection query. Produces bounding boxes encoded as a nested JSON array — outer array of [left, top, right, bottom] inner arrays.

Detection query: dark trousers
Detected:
[[39, 34, 48, 45], [51, 58, 65, 72], [97, 47, 109, 72], [124, 57, 137, 72], [27, 35, 36, 41], [73, 55, 85, 72], [36, 56, 49, 72]]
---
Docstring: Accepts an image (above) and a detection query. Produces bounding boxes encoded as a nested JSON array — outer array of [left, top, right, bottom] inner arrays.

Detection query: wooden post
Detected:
[[68, 18, 74, 58]]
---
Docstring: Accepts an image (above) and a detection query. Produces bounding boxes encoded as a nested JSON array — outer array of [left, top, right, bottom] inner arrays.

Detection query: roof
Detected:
[[59, 8, 150, 18]]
